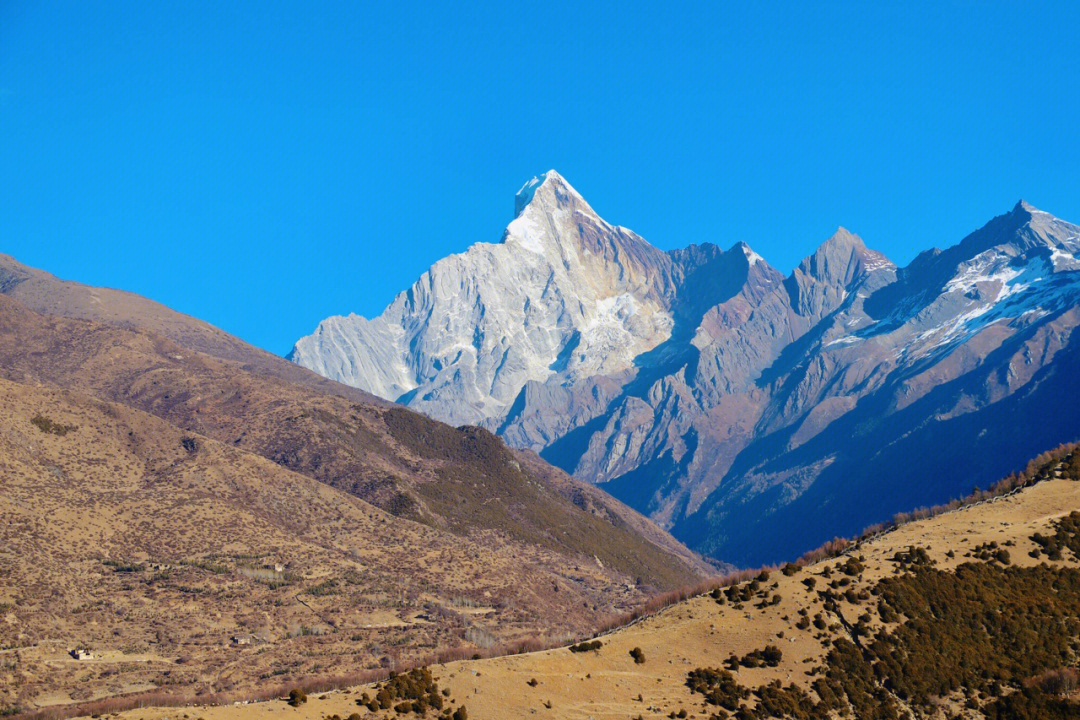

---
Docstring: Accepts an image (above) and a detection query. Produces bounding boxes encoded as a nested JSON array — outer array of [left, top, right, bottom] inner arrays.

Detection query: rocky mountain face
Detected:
[[289, 171, 678, 426], [292, 173, 1080, 566]]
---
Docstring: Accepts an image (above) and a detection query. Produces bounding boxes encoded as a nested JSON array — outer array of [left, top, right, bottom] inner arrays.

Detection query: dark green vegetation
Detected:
[[100, 559, 145, 573], [1031, 511, 1080, 561], [568, 639, 602, 653], [629, 647, 646, 664], [29, 413, 75, 436], [971, 541, 1011, 565], [685, 668, 749, 712], [354, 667, 465, 718], [689, 555, 1080, 719], [713, 576, 770, 607], [736, 646, 783, 669]]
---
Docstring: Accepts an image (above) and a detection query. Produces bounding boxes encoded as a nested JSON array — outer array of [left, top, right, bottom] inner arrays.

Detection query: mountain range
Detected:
[[291, 171, 1080, 566]]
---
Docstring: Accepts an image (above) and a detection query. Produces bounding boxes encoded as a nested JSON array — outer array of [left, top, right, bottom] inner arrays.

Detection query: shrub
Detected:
[[629, 647, 645, 664], [737, 645, 783, 668], [1031, 512, 1080, 561], [686, 667, 749, 711], [362, 666, 454, 714], [568, 640, 602, 653], [891, 546, 933, 569], [287, 689, 307, 707], [761, 645, 783, 666], [840, 557, 864, 576], [30, 414, 76, 436]]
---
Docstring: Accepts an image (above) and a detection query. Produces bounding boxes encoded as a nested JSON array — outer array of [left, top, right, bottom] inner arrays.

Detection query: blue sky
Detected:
[[2, 1, 1078, 355]]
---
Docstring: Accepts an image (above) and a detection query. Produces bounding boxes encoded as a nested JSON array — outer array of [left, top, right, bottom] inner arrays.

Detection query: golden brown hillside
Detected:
[[0, 289, 706, 592], [0, 377, 698, 712], [90, 458, 1080, 719], [0, 253, 369, 401]]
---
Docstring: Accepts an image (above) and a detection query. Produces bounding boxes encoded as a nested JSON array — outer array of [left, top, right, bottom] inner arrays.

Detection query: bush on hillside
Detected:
[[30, 414, 76, 436]]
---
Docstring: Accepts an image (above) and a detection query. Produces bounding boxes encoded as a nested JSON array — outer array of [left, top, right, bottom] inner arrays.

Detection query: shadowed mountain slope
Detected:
[[0, 378, 697, 710]]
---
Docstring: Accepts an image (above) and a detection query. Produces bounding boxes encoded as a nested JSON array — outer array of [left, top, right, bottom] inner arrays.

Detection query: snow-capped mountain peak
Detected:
[[291, 177, 1080, 567], [512, 169, 598, 221], [291, 171, 677, 426]]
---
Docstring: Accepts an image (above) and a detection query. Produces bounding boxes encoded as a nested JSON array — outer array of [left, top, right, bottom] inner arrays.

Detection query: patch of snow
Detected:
[[574, 294, 673, 372], [943, 249, 1022, 296], [583, 294, 640, 337], [505, 213, 546, 255], [744, 246, 763, 266], [1050, 247, 1079, 270], [921, 255, 1078, 352]]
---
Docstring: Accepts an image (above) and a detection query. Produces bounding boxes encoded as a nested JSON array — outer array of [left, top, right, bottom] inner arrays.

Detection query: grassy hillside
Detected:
[[0, 291, 706, 593], [0, 255, 713, 714], [0, 253, 371, 400], [91, 450, 1080, 719], [0, 379, 706, 711]]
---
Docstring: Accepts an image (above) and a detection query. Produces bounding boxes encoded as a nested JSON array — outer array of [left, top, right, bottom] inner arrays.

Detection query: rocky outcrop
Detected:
[[293, 177, 1080, 567]]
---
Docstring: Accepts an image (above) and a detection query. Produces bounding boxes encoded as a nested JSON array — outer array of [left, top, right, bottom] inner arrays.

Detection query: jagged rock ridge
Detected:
[[292, 174, 1080, 566]]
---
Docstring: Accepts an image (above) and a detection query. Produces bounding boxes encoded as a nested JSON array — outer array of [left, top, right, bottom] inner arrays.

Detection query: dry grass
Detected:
[[0, 286, 709, 713], [72, 467, 1080, 720], [0, 380, 693, 713]]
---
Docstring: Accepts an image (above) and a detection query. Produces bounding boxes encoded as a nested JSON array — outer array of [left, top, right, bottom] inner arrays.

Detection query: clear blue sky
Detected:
[[2, 2, 1078, 355]]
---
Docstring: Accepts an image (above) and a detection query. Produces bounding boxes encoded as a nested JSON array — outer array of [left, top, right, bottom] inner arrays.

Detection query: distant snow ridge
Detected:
[[291, 177, 1080, 567]]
